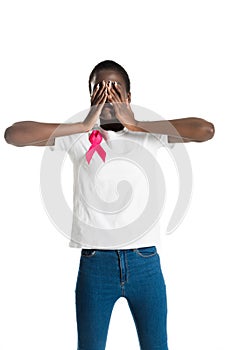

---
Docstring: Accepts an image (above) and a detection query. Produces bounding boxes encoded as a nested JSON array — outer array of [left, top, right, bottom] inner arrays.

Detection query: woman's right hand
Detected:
[[83, 80, 108, 131]]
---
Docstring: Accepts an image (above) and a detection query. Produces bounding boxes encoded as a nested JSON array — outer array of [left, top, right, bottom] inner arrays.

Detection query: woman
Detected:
[[4, 60, 215, 350]]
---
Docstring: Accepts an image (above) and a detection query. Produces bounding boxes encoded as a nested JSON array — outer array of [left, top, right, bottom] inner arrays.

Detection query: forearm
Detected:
[[4, 121, 87, 146], [133, 117, 215, 142]]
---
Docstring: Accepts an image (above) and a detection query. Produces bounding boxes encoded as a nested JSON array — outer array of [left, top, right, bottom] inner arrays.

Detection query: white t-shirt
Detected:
[[49, 125, 175, 249]]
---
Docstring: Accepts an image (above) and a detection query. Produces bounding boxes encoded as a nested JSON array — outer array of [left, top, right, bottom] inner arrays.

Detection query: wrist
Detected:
[[125, 120, 141, 132], [80, 121, 91, 133]]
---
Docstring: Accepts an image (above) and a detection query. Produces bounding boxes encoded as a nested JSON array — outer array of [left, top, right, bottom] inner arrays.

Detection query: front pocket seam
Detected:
[[81, 250, 96, 257], [135, 249, 157, 258]]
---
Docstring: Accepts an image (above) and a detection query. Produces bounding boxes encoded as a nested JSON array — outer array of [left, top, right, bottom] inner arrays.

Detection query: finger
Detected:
[[106, 81, 120, 97], [106, 82, 121, 102], [91, 80, 106, 103], [107, 93, 120, 113], [95, 87, 108, 107], [106, 81, 118, 101], [113, 81, 125, 102], [109, 90, 121, 106], [89, 89, 107, 116], [91, 81, 104, 102], [91, 80, 106, 105], [108, 84, 122, 104]]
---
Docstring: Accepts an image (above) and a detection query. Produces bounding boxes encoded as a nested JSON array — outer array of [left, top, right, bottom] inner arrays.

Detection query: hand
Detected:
[[83, 80, 108, 131], [107, 81, 138, 131]]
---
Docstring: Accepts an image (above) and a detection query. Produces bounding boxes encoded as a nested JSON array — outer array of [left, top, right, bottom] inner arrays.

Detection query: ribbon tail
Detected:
[[86, 147, 95, 164], [96, 145, 106, 162]]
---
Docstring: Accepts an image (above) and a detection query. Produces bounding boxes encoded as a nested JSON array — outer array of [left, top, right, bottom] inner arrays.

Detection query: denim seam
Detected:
[[135, 249, 157, 258], [81, 250, 96, 257], [125, 251, 129, 284]]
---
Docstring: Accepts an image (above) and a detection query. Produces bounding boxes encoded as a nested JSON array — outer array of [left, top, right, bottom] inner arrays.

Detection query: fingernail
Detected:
[[115, 81, 117, 86], [97, 83, 99, 89]]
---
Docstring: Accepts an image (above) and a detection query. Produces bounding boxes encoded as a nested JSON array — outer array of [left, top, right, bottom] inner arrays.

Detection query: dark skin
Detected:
[[89, 69, 215, 142], [4, 69, 215, 146], [89, 70, 130, 132]]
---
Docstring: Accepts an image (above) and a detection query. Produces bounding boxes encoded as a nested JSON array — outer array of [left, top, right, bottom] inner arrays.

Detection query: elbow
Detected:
[[202, 121, 215, 141], [196, 120, 215, 142], [4, 125, 23, 146], [4, 127, 13, 144]]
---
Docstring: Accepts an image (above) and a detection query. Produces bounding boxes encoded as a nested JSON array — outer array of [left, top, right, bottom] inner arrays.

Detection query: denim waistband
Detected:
[[81, 246, 156, 252]]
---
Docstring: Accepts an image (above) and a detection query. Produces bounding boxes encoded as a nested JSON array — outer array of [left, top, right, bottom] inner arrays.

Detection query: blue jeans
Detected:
[[75, 246, 168, 350]]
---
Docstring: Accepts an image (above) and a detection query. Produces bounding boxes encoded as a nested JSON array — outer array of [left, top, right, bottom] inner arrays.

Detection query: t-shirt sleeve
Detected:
[[49, 134, 78, 152], [158, 134, 176, 149]]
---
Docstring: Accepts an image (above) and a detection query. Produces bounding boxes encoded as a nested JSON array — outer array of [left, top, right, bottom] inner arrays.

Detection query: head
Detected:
[[89, 60, 131, 125]]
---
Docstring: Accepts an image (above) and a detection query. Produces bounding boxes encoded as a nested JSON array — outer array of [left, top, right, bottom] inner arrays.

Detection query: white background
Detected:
[[1, 0, 233, 349]]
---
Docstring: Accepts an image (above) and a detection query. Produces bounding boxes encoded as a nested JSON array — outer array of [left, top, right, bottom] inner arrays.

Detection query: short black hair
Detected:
[[88, 60, 130, 94]]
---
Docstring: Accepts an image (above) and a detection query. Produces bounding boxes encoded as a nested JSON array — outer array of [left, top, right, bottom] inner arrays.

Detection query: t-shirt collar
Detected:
[[92, 124, 128, 147]]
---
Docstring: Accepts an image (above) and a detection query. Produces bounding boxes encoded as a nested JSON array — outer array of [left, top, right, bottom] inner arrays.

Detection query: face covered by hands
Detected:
[[104, 80, 137, 131]]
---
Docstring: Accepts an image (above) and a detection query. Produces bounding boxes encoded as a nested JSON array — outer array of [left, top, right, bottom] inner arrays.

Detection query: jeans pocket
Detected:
[[134, 246, 157, 257], [81, 249, 96, 257]]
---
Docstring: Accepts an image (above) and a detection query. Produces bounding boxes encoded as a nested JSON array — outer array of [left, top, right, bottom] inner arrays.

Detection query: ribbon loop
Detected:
[[86, 130, 106, 164]]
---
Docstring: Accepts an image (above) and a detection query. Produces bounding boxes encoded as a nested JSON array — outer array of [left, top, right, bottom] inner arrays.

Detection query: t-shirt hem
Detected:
[[69, 240, 158, 250]]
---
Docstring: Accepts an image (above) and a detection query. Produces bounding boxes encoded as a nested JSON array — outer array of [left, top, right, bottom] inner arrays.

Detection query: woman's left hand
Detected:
[[107, 81, 138, 131]]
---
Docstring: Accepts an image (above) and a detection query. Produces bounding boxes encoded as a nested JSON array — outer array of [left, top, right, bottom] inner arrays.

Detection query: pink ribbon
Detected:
[[86, 130, 106, 164]]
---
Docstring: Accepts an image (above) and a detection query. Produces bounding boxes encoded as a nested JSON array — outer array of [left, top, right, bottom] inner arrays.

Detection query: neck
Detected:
[[100, 121, 125, 132]]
